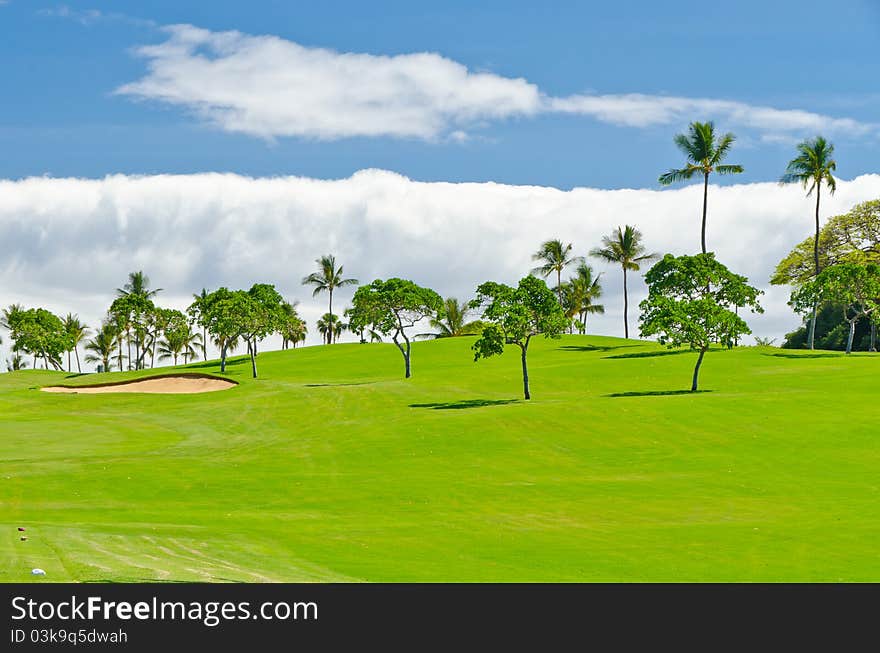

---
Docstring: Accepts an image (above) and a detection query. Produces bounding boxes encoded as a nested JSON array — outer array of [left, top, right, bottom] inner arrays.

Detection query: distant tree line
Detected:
[[3, 125, 878, 397]]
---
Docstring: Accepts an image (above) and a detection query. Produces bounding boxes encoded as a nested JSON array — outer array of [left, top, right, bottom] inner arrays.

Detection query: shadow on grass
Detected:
[[604, 349, 696, 360], [63, 373, 91, 379], [185, 357, 250, 369], [559, 344, 641, 353], [763, 352, 842, 359], [606, 389, 713, 397], [410, 399, 519, 410]]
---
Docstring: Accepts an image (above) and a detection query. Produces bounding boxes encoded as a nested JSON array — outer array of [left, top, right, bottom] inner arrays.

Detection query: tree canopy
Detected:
[[639, 254, 763, 391], [350, 278, 442, 378], [471, 275, 569, 400]]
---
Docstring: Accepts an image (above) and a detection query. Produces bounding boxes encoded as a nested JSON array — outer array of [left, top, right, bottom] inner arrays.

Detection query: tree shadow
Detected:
[[604, 349, 695, 359], [409, 399, 519, 410], [606, 390, 713, 397], [762, 352, 842, 359], [185, 357, 249, 369], [63, 373, 91, 379], [558, 344, 641, 353]]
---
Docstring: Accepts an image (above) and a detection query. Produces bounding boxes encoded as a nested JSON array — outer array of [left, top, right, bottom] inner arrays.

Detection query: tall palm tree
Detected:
[[781, 136, 837, 350], [532, 239, 583, 304], [84, 323, 119, 372], [591, 225, 658, 339], [302, 255, 358, 344], [191, 288, 210, 361], [61, 314, 89, 373], [658, 121, 744, 254], [566, 263, 605, 334]]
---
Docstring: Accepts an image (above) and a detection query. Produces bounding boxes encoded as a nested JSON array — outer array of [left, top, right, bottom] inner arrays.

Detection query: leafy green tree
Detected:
[[780, 136, 837, 349], [155, 309, 191, 366], [350, 278, 443, 378], [590, 225, 658, 338], [658, 121, 743, 253], [6, 307, 68, 370], [532, 239, 583, 304], [470, 275, 569, 400], [201, 285, 284, 377], [61, 314, 89, 373], [345, 306, 383, 344], [302, 255, 359, 344], [639, 254, 763, 392], [115, 271, 161, 368], [84, 322, 119, 372], [789, 263, 879, 354]]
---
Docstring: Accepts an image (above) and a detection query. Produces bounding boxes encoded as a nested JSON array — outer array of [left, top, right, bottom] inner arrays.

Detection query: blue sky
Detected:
[[2, 0, 879, 188]]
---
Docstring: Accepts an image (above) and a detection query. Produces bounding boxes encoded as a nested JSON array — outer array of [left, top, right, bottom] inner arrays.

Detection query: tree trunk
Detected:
[[220, 342, 228, 373], [845, 319, 856, 355], [250, 350, 258, 378], [202, 328, 208, 361], [808, 184, 822, 350], [68, 350, 72, 373], [622, 267, 629, 339], [691, 347, 707, 392], [329, 289, 334, 344], [557, 269, 562, 305], [520, 343, 531, 400], [127, 332, 132, 370], [75, 347, 82, 373], [392, 330, 411, 378], [871, 321, 877, 352], [701, 171, 709, 254]]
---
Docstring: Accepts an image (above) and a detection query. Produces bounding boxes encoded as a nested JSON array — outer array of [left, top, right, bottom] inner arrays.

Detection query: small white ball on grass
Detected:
[[31, 568, 46, 576]]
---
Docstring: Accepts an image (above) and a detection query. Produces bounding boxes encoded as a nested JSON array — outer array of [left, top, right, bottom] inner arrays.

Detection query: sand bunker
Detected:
[[41, 374, 237, 395]]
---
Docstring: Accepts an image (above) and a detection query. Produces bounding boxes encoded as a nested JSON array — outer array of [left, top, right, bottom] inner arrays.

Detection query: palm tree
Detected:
[[566, 263, 605, 334], [61, 314, 89, 373], [191, 288, 210, 361], [658, 121, 744, 254], [532, 239, 583, 304], [302, 255, 358, 344], [6, 352, 27, 372], [316, 312, 346, 345], [116, 271, 161, 368], [781, 136, 837, 350], [418, 298, 483, 339], [84, 323, 119, 372], [280, 302, 307, 349], [591, 225, 658, 339], [181, 328, 203, 365]]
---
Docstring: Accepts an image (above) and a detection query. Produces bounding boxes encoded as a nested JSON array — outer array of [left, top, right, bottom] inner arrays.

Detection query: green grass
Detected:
[[1, 335, 878, 582]]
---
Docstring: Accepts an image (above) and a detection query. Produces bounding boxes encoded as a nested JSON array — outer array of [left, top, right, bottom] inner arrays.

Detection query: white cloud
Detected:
[[116, 24, 878, 142], [116, 25, 542, 141], [2, 170, 879, 370]]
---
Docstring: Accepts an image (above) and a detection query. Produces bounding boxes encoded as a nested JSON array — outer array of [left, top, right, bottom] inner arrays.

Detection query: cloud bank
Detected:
[[116, 24, 878, 142], [2, 170, 879, 368]]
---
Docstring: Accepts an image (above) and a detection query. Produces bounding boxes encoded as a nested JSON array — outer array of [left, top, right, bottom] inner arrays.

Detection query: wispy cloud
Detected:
[[38, 4, 155, 28], [115, 24, 878, 143]]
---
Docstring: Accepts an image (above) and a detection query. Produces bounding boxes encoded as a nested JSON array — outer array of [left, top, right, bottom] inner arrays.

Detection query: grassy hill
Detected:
[[1, 335, 878, 582]]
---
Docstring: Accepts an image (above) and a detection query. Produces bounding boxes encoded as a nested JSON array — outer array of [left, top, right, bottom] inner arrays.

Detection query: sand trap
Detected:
[[41, 374, 237, 395]]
